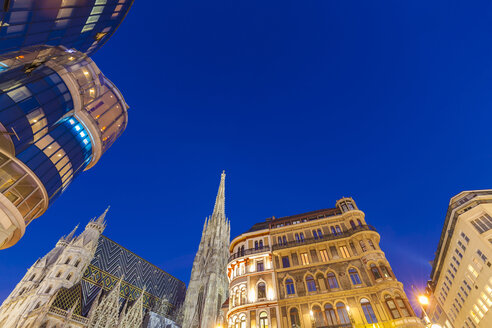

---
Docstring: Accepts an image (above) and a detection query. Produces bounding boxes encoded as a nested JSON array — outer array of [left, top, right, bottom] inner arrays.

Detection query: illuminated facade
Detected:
[[0, 209, 186, 328], [227, 198, 423, 328], [0, 45, 128, 249], [0, 0, 134, 55], [182, 171, 230, 328], [426, 190, 492, 328]]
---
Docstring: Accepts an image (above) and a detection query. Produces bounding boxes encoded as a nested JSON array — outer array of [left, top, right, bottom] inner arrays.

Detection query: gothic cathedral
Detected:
[[182, 171, 230, 328]]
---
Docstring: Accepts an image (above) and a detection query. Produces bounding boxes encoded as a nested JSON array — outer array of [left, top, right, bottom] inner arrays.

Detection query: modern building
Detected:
[[0, 208, 187, 328], [226, 197, 423, 328], [426, 190, 492, 328], [182, 171, 230, 328], [0, 45, 128, 249], [0, 0, 134, 55]]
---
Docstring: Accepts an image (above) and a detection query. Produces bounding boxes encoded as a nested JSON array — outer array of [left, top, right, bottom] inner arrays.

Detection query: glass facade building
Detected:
[[0, 0, 134, 55], [0, 45, 128, 249]]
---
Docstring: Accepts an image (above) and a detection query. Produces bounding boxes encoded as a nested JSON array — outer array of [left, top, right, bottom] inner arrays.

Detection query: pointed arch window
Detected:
[[395, 295, 411, 317], [55, 271, 62, 278], [368, 239, 376, 250], [324, 303, 337, 325], [359, 240, 367, 252], [349, 268, 362, 285], [357, 219, 362, 226], [326, 272, 339, 289], [234, 317, 239, 328], [74, 259, 81, 267], [336, 302, 350, 324], [259, 311, 268, 328], [258, 282, 266, 299], [350, 220, 356, 229], [370, 263, 382, 280], [289, 308, 301, 328], [385, 295, 401, 319], [360, 298, 378, 323], [380, 264, 391, 278], [29, 274, 36, 281], [306, 275, 316, 292], [66, 273, 72, 281], [240, 287, 246, 305], [312, 305, 325, 327], [285, 278, 295, 295], [64, 257, 71, 265], [240, 316, 246, 328], [45, 286, 52, 294]]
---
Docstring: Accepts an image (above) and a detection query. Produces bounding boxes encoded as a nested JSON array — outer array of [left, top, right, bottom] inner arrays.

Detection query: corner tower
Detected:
[[182, 171, 231, 328]]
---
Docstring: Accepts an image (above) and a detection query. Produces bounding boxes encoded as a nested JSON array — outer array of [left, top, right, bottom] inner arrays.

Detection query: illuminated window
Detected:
[[289, 308, 301, 328], [306, 275, 316, 292], [300, 253, 309, 265], [371, 264, 382, 280], [319, 249, 329, 262], [385, 295, 401, 319], [326, 272, 339, 289], [257, 282, 266, 299], [324, 304, 337, 325], [285, 279, 295, 295], [360, 298, 378, 323], [282, 256, 290, 268], [336, 302, 350, 324], [339, 246, 350, 258], [359, 240, 367, 252]]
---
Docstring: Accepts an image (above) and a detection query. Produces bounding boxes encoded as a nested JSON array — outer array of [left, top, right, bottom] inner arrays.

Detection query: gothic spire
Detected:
[[64, 224, 79, 242], [96, 206, 110, 225], [212, 171, 226, 218]]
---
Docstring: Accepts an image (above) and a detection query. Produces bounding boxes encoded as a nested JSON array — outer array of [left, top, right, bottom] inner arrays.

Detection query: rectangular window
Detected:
[[339, 246, 350, 258], [330, 246, 339, 258], [349, 242, 358, 255], [300, 253, 309, 265], [319, 249, 329, 262], [257, 261, 264, 272], [360, 240, 367, 252], [471, 213, 492, 234], [282, 256, 290, 268], [468, 265, 479, 278]]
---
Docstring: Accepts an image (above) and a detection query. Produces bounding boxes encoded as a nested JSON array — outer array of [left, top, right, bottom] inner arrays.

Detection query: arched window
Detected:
[[330, 227, 336, 235], [357, 219, 362, 226], [255, 241, 259, 250], [316, 273, 326, 290], [359, 240, 367, 252], [64, 257, 71, 265], [348, 268, 362, 285], [235, 289, 240, 306], [326, 272, 339, 289], [237, 248, 240, 257], [380, 264, 391, 278], [306, 275, 316, 292], [317, 229, 323, 238], [45, 286, 52, 294], [313, 230, 318, 240], [241, 246, 245, 256], [289, 308, 301, 328], [259, 311, 268, 328], [74, 259, 80, 268], [278, 236, 283, 245], [368, 239, 376, 250], [336, 302, 350, 324], [258, 282, 266, 299], [55, 271, 62, 278], [295, 233, 300, 242], [385, 295, 400, 319], [335, 226, 342, 235], [234, 317, 239, 328], [240, 316, 246, 328], [33, 302, 41, 309], [350, 220, 356, 229], [29, 274, 36, 281], [312, 305, 325, 327], [395, 296, 410, 317], [285, 279, 295, 295], [299, 232, 305, 242], [324, 304, 337, 325], [360, 298, 378, 323], [241, 287, 246, 305], [66, 273, 72, 281], [282, 236, 287, 244], [370, 264, 382, 280], [259, 240, 263, 249]]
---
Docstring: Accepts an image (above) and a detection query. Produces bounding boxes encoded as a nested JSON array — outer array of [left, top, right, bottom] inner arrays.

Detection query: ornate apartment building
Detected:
[[426, 190, 492, 328], [225, 197, 423, 328], [0, 208, 186, 328]]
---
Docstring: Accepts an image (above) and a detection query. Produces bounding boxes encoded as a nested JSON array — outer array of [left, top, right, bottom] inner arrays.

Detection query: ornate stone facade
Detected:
[[226, 197, 424, 328], [182, 171, 230, 328], [0, 209, 185, 328]]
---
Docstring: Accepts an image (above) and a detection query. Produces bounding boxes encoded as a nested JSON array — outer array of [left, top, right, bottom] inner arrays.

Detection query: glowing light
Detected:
[[346, 305, 350, 312], [75, 126, 81, 131], [83, 71, 89, 76], [418, 295, 429, 305], [80, 131, 86, 137], [32, 119, 37, 123], [69, 119, 75, 125], [68, 56, 75, 61], [430, 325, 442, 328]]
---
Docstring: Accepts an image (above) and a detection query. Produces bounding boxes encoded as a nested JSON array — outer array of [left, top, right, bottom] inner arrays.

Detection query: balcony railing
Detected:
[[272, 225, 377, 250], [229, 245, 271, 262]]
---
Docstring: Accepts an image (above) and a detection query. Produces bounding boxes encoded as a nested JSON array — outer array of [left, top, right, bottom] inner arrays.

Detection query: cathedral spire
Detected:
[[64, 224, 79, 242], [212, 171, 226, 217], [96, 206, 110, 225]]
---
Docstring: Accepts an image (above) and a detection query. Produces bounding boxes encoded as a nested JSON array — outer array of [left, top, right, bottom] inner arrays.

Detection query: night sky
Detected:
[[1, 0, 492, 308]]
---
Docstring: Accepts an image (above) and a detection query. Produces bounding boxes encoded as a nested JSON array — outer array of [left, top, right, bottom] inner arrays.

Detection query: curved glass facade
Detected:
[[0, 0, 134, 55], [0, 46, 128, 249]]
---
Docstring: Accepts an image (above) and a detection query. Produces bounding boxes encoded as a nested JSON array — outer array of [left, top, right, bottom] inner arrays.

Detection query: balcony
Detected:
[[272, 225, 377, 251], [229, 245, 271, 262]]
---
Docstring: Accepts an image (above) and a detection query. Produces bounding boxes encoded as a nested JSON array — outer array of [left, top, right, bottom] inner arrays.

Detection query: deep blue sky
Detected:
[[1, 0, 492, 306]]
